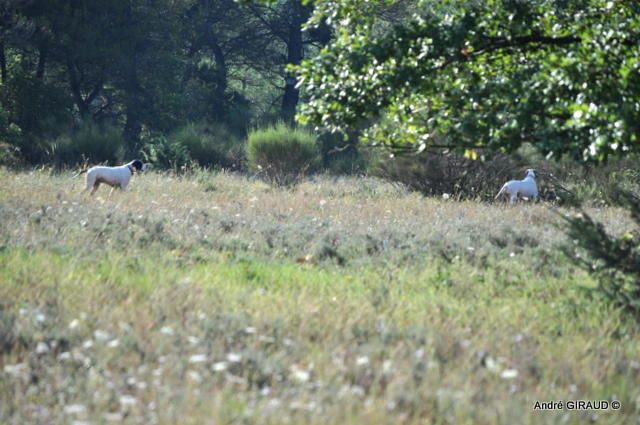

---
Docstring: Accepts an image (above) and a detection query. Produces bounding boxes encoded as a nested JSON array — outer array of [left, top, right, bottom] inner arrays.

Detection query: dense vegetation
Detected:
[[2, 1, 640, 422], [1, 170, 639, 424], [299, 0, 640, 161], [2, 0, 638, 167], [0, 0, 328, 165]]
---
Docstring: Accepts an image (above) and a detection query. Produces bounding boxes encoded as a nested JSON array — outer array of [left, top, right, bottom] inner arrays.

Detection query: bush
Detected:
[[317, 132, 366, 175], [166, 123, 243, 170], [246, 123, 320, 185], [141, 134, 193, 171], [370, 148, 527, 200], [50, 121, 126, 166], [563, 191, 640, 322]]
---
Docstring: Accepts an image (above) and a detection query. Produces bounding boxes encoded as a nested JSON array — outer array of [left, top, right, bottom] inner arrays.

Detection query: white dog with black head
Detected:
[[83, 159, 146, 195], [495, 169, 538, 204]]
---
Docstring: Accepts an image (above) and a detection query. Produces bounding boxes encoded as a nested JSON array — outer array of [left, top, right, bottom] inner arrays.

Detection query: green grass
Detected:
[[0, 168, 638, 424]]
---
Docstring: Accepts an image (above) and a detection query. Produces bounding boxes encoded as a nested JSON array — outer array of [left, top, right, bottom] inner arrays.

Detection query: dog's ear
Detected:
[[132, 159, 144, 171]]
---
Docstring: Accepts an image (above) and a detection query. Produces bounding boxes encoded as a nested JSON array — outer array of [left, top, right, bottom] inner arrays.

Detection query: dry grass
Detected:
[[0, 168, 638, 425]]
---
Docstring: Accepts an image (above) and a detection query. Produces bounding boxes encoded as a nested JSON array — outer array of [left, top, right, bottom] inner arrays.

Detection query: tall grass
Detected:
[[0, 169, 638, 424]]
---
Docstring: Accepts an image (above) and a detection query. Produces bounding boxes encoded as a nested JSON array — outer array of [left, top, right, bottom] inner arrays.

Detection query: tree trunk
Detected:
[[207, 29, 228, 122], [123, 56, 143, 156], [0, 41, 7, 87], [281, 2, 308, 123], [66, 57, 103, 119], [67, 59, 91, 118], [36, 42, 48, 80]]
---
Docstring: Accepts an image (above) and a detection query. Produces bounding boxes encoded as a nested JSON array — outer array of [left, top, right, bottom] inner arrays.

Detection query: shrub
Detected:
[[246, 123, 320, 185], [563, 191, 640, 322], [167, 123, 243, 170], [317, 132, 366, 175], [370, 147, 527, 200], [141, 134, 193, 171], [50, 121, 126, 166]]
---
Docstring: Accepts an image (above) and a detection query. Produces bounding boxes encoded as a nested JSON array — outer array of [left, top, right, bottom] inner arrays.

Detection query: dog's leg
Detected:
[[91, 182, 100, 195]]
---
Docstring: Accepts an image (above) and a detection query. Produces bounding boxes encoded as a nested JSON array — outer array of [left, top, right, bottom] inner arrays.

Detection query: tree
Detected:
[[183, 0, 279, 127], [296, 0, 640, 161], [248, 0, 331, 122]]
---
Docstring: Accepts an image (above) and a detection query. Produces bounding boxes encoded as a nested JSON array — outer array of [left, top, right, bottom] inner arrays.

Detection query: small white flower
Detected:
[[94, 330, 109, 341], [107, 339, 119, 348], [290, 366, 310, 383], [500, 369, 518, 379], [212, 361, 228, 372], [244, 326, 256, 334], [160, 326, 174, 336], [188, 370, 202, 383], [484, 356, 499, 372], [3, 363, 27, 376], [227, 352, 242, 363], [35, 342, 50, 354], [351, 385, 365, 397], [63, 404, 87, 415], [356, 356, 369, 366], [69, 319, 80, 330], [104, 412, 124, 422], [119, 395, 137, 407], [188, 354, 207, 364]]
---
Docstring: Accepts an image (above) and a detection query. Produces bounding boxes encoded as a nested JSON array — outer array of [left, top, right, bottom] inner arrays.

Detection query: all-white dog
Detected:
[[83, 159, 146, 195], [495, 169, 538, 204]]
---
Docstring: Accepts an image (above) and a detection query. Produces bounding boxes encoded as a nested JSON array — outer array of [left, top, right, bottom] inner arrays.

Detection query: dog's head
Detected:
[[525, 168, 536, 179], [131, 159, 145, 173]]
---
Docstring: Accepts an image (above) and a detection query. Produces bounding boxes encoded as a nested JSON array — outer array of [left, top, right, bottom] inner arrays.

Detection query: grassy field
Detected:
[[1, 168, 638, 425]]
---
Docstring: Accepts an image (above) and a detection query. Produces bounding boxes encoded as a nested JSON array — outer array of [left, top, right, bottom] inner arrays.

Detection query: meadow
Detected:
[[0, 168, 638, 425]]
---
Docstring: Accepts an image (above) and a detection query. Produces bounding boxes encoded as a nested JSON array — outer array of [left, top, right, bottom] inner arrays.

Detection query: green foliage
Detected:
[[141, 134, 193, 171], [318, 132, 366, 175], [168, 123, 244, 169], [142, 123, 245, 171], [50, 121, 126, 166], [246, 123, 320, 184], [371, 149, 526, 199], [297, 0, 640, 161], [1, 0, 302, 158], [563, 192, 640, 321], [0, 105, 22, 166]]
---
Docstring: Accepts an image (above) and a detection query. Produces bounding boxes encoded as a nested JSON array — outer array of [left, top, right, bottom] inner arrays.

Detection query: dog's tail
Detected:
[[495, 184, 506, 200]]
